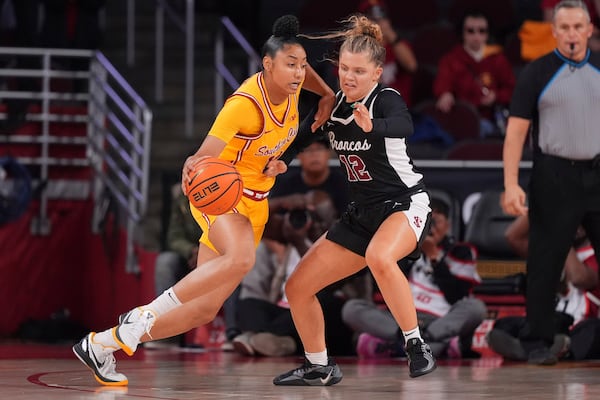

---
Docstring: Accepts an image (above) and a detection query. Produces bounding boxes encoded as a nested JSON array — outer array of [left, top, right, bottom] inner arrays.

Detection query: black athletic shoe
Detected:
[[273, 358, 343, 386], [528, 347, 558, 365], [405, 338, 437, 378], [486, 329, 527, 361]]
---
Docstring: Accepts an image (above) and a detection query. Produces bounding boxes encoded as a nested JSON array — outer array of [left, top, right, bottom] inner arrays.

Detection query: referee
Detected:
[[501, 0, 600, 365]]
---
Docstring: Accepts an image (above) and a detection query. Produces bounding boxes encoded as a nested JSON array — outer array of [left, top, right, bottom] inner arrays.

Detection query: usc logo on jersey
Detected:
[[413, 216, 423, 228]]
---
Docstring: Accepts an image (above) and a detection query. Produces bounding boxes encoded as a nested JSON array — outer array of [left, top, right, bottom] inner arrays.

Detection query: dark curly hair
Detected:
[[262, 15, 303, 58]]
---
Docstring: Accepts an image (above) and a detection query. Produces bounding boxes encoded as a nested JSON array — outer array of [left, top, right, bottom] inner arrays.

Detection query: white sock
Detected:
[[305, 350, 328, 366], [403, 326, 423, 342], [92, 329, 120, 356], [143, 287, 183, 316]]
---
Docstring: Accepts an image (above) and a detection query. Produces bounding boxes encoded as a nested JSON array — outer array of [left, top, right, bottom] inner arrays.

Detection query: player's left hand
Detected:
[[352, 102, 373, 133], [311, 93, 335, 132], [264, 159, 287, 177]]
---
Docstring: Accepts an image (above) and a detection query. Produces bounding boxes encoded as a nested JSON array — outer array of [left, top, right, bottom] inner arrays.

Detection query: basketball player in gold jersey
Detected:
[[72, 15, 335, 386]]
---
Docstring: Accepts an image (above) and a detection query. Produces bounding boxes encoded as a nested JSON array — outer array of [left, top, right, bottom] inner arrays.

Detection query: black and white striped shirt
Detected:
[[510, 49, 600, 160]]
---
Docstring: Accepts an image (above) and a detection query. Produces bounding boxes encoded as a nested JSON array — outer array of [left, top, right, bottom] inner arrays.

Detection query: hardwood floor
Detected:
[[1, 342, 599, 400]]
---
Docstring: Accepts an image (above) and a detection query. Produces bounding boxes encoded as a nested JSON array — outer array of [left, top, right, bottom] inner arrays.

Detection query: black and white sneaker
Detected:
[[405, 338, 437, 378], [114, 307, 156, 356], [73, 333, 128, 386], [273, 358, 343, 386]]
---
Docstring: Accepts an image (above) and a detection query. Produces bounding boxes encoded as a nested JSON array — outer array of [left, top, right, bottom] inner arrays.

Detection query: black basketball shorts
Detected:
[[326, 191, 431, 259]]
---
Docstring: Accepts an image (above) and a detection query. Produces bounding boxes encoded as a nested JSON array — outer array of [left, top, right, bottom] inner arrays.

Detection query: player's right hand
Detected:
[[181, 154, 212, 195], [501, 185, 528, 216]]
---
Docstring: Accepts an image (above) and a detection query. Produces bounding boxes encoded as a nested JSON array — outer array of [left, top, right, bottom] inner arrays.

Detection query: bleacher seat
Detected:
[[411, 23, 459, 68], [410, 64, 436, 106], [386, 0, 440, 31], [464, 190, 517, 259], [414, 99, 481, 141], [429, 187, 462, 239], [444, 139, 504, 161]]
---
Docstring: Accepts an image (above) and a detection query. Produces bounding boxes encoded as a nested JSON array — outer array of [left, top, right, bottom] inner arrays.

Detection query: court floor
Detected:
[[1, 342, 599, 400]]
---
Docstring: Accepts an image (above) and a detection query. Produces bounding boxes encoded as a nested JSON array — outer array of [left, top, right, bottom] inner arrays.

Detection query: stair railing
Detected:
[[214, 16, 261, 114], [126, 0, 195, 138], [0, 47, 152, 274]]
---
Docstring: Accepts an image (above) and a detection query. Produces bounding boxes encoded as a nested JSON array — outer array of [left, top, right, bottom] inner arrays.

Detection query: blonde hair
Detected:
[[304, 15, 386, 67]]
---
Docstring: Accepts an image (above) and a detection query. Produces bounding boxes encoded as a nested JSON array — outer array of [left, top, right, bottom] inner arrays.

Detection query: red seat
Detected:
[[411, 23, 459, 68], [504, 31, 525, 68], [386, 0, 440, 31], [444, 139, 504, 160], [410, 64, 436, 106], [414, 99, 481, 141]]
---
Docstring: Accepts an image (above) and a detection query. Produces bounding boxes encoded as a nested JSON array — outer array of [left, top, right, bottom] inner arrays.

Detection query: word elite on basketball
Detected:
[[191, 182, 221, 202]]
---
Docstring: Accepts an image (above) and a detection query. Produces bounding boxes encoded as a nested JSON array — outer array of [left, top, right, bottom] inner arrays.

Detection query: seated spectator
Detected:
[[488, 217, 600, 361], [341, 197, 486, 359], [359, 0, 418, 106], [433, 9, 515, 137]]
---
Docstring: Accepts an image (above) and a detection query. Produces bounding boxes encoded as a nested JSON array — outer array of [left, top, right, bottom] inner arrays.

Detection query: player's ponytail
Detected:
[[302, 14, 386, 67]]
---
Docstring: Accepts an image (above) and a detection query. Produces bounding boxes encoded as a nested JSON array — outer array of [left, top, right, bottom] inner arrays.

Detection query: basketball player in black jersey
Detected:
[[273, 15, 436, 386]]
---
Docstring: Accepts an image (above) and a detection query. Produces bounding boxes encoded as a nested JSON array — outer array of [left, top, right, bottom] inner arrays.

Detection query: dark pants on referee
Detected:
[[520, 153, 600, 347]]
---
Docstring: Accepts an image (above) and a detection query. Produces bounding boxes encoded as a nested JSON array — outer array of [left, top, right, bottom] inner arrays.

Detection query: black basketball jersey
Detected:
[[322, 83, 425, 206]]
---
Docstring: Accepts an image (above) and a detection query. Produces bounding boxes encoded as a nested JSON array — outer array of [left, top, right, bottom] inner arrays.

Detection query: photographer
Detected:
[[233, 190, 357, 357], [267, 135, 349, 216], [342, 198, 487, 359]]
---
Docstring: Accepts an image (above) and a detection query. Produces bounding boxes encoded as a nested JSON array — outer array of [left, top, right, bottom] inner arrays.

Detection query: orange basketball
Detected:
[[185, 157, 243, 215]]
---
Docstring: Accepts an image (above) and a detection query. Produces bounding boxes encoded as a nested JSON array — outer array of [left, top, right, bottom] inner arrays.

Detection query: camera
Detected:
[[287, 209, 311, 229]]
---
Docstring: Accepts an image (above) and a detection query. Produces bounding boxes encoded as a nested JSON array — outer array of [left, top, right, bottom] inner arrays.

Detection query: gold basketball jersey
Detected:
[[208, 72, 301, 193]]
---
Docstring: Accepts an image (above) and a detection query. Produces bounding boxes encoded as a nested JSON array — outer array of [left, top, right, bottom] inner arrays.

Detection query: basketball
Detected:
[[185, 157, 243, 215]]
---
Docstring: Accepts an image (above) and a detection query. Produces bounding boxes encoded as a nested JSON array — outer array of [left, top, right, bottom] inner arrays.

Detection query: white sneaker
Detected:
[[113, 308, 156, 356], [73, 333, 128, 386]]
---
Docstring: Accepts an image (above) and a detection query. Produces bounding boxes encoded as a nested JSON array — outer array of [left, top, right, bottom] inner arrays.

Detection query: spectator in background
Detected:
[[342, 197, 486, 359], [434, 9, 515, 137], [268, 135, 349, 217], [359, 0, 418, 106], [488, 216, 600, 361]]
